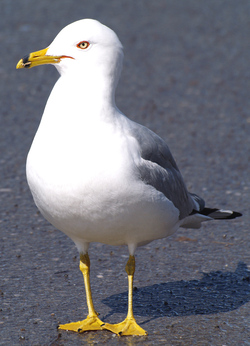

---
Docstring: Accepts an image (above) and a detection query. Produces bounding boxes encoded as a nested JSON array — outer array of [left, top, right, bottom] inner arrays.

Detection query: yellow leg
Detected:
[[103, 255, 148, 336], [59, 253, 105, 333]]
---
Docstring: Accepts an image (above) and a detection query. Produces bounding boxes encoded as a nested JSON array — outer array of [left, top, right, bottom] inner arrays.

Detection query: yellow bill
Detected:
[[16, 47, 72, 69]]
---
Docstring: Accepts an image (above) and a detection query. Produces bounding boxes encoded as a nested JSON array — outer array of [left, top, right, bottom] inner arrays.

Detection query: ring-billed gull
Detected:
[[16, 19, 241, 336]]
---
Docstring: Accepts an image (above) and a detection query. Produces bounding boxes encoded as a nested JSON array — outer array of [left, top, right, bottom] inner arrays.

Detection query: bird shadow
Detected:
[[102, 262, 250, 321]]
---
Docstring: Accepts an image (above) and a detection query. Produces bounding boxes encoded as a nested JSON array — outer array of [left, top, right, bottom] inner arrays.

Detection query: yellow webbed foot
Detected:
[[58, 315, 105, 333], [103, 317, 148, 336]]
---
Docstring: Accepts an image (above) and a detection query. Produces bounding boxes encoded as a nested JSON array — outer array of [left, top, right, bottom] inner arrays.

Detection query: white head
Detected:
[[17, 19, 124, 90]]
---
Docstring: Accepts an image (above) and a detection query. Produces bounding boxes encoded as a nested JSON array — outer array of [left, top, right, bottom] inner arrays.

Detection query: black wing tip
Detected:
[[224, 211, 242, 219], [199, 208, 242, 220]]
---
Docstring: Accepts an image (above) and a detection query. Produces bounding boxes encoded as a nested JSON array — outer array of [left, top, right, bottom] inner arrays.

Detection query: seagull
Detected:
[[16, 19, 241, 336]]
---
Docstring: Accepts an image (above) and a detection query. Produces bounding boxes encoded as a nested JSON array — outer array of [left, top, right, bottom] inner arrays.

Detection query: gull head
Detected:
[[16, 19, 124, 82]]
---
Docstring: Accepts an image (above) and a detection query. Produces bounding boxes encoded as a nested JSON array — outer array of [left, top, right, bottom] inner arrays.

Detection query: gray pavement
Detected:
[[1, 0, 250, 345]]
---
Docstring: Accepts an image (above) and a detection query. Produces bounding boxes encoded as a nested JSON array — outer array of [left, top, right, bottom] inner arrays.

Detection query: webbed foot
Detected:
[[59, 315, 105, 332], [103, 317, 147, 336]]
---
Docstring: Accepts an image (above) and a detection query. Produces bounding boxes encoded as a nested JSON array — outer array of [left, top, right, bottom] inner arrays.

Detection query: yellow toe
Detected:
[[103, 317, 147, 336], [59, 315, 105, 333]]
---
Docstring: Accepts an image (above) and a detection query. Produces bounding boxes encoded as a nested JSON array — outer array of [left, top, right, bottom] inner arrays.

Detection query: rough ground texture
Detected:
[[0, 0, 249, 345]]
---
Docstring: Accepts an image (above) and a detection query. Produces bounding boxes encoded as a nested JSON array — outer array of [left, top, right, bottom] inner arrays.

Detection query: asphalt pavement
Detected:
[[0, 1, 250, 345]]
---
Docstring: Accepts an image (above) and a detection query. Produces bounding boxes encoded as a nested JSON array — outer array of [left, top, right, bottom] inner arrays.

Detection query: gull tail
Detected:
[[198, 208, 242, 220], [180, 208, 242, 229], [180, 193, 242, 229]]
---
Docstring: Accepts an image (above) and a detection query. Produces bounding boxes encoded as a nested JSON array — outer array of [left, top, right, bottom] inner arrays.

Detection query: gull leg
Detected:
[[103, 255, 148, 336], [59, 253, 105, 332]]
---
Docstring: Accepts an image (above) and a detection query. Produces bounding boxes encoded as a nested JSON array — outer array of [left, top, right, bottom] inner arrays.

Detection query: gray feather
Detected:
[[128, 121, 196, 219]]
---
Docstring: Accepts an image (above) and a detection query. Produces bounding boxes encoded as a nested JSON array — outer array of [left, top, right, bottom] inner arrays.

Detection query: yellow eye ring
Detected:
[[77, 41, 90, 49]]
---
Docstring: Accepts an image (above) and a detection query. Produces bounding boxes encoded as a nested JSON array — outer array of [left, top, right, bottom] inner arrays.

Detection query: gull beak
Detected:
[[16, 47, 73, 69]]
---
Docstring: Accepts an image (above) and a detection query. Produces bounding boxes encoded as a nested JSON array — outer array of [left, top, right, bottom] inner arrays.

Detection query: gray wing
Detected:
[[128, 121, 202, 219]]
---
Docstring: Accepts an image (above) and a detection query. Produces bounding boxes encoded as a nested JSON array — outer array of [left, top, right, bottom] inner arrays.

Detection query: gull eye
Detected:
[[77, 41, 90, 49]]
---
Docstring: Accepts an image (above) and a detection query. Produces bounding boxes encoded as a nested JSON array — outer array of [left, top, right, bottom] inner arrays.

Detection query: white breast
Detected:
[[26, 79, 179, 249]]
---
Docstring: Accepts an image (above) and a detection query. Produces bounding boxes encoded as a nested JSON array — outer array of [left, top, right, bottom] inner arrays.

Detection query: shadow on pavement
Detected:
[[102, 262, 250, 321]]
